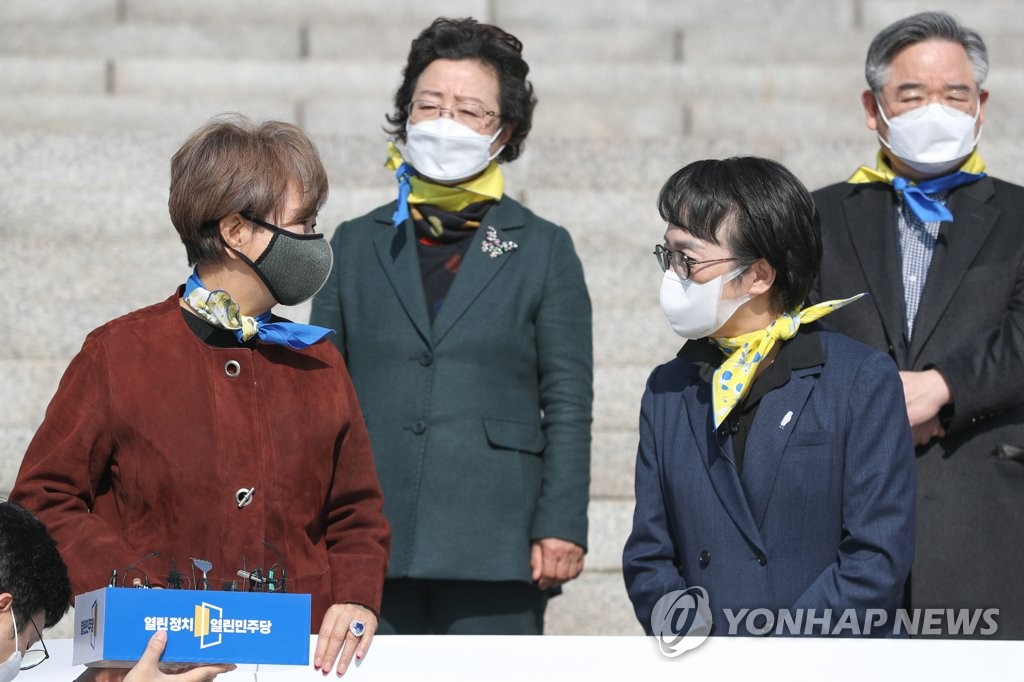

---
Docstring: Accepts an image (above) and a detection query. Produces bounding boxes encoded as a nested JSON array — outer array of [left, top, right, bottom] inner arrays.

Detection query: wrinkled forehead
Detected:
[[884, 39, 979, 91]]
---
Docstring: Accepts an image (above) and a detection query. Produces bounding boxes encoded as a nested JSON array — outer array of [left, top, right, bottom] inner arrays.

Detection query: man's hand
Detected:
[[77, 631, 236, 682], [530, 537, 584, 590], [899, 369, 952, 427], [911, 415, 946, 446], [313, 603, 377, 677]]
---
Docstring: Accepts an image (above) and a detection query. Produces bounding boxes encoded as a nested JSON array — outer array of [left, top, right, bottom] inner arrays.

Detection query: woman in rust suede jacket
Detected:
[[10, 115, 390, 677]]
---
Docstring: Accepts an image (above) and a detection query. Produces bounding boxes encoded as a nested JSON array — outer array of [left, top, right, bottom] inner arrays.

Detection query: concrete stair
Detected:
[[4, 0, 1024, 638]]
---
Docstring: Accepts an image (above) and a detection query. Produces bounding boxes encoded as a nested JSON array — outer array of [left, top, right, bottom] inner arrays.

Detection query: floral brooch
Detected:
[[481, 226, 518, 259]]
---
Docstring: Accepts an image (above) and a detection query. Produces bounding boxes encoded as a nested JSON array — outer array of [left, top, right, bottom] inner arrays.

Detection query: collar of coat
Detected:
[[676, 322, 826, 385]]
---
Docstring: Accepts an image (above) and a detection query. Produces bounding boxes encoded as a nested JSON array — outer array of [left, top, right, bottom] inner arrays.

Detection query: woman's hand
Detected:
[[313, 603, 378, 677], [531, 537, 585, 590]]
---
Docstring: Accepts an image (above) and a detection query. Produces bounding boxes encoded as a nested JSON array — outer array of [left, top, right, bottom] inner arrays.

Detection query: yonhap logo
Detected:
[[650, 586, 713, 657]]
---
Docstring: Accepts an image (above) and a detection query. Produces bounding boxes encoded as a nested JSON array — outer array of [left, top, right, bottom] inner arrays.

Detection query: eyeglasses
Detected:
[[653, 244, 740, 281], [20, 617, 48, 671], [243, 214, 317, 236], [407, 100, 499, 131]]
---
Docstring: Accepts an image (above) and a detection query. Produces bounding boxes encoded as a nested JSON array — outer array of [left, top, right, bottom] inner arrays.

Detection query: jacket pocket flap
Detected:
[[483, 417, 546, 455], [788, 430, 829, 447]]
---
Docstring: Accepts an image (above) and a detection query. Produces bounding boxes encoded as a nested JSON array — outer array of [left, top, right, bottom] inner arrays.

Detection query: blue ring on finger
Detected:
[[349, 620, 366, 637]]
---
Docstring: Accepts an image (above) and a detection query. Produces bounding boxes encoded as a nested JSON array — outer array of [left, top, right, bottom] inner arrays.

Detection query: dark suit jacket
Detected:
[[623, 327, 916, 636], [310, 196, 592, 583], [813, 176, 1024, 639]]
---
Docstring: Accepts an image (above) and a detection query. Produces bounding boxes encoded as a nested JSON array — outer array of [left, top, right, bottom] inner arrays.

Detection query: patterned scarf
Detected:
[[412, 201, 492, 321], [848, 150, 986, 222], [183, 271, 333, 349], [385, 141, 504, 227], [709, 295, 865, 428]]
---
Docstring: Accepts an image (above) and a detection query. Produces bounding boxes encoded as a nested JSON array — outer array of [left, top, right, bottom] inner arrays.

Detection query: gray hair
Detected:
[[865, 11, 988, 93]]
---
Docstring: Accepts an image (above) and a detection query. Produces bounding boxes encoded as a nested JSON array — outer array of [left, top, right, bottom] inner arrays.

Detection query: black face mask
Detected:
[[228, 215, 333, 306]]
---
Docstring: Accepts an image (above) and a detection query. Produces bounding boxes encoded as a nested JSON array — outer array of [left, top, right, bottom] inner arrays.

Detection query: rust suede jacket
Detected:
[[12, 291, 390, 628]]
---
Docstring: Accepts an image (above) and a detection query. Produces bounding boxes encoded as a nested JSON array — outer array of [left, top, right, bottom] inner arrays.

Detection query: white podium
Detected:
[[19, 634, 1024, 681]]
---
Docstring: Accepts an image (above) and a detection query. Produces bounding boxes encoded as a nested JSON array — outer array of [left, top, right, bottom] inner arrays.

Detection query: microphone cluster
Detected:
[[108, 542, 288, 593]]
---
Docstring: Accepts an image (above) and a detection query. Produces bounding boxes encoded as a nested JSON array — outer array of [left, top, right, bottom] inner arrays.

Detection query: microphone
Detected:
[[114, 551, 160, 588], [237, 568, 266, 592], [263, 540, 287, 593], [167, 559, 185, 590]]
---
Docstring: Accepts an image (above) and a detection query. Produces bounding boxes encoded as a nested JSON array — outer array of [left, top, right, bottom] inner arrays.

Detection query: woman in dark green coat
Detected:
[[310, 17, 593, 635]]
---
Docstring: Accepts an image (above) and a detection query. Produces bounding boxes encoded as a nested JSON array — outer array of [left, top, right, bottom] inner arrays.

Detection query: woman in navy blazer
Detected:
[[623, 158, 916, 639]]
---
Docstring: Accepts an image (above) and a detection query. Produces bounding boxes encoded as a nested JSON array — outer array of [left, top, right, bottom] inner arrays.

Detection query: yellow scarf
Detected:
[[848, 149, 986, 184], [386, 141, 504, 213], [710, 295, 865, 428]]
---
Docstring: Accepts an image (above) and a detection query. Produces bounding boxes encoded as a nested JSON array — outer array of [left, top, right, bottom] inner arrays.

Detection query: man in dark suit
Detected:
[[812, 11, 1024, 639]]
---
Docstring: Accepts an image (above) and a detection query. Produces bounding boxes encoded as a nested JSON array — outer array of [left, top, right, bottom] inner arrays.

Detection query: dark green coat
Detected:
[[311, 196, 593, 583]]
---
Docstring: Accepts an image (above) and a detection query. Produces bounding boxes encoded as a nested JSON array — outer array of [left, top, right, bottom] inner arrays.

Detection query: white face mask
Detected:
[[0, 609, 22, 682], [876, 97, 982, 175], [403, 117, 504, 184], [660, 267, 752, 341]]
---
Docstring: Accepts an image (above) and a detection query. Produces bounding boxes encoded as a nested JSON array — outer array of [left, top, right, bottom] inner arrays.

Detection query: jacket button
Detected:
[[419, 351, 433, 366], [699, 550, 710, 567], [756, 553, 767, 567], [412, 421, 427, 435]]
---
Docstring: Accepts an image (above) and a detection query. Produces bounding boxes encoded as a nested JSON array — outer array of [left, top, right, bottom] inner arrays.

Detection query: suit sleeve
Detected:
[[10, 336, 143, 597], [528, 226, 593, 549], [929, 253, 1024, 435], [310, 224, 347, 357], [790, 351, 916, 631], [622, 371, 688, 634], [324, 361, 391, 614]]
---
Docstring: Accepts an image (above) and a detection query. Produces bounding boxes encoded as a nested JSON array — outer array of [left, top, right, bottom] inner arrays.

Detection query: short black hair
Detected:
[[385, 17, 536, 163], [657, 156, 822, 313], [0, 502, 71, 629]]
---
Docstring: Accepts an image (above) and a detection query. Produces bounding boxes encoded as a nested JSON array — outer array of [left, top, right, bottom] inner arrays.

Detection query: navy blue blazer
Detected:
[[623, 326, 915, 636]]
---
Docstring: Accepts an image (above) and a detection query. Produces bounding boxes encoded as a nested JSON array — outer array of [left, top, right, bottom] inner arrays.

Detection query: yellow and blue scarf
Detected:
[[710, 295, 865, 428], [183, 271, 332, 349], [386, 141, 504, 227], [848, 151, 986, 223]]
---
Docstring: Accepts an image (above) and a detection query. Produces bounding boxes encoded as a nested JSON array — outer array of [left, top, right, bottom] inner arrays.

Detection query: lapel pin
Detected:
[[481, 226, 518, 258], [780, 411, 793, 429]]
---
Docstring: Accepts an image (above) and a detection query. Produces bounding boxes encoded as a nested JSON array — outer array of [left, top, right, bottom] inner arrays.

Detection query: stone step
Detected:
[[493, 0, 857, 29], [544, 569, 639, 635], [860, 0, 1024, 34], [3, 0, 1019, 38], [5, 18, 1024, 69], [0, 23, 299, 59], [0, 428, 34, 493], [121, 0, 489, 26], [587, 498, 636, 572], [0, 55, 886, 104], [590, 429, 640, 499], [0, 94, 299, 137], [0, 57, 106, 94], [0, 0, 117, 23]]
